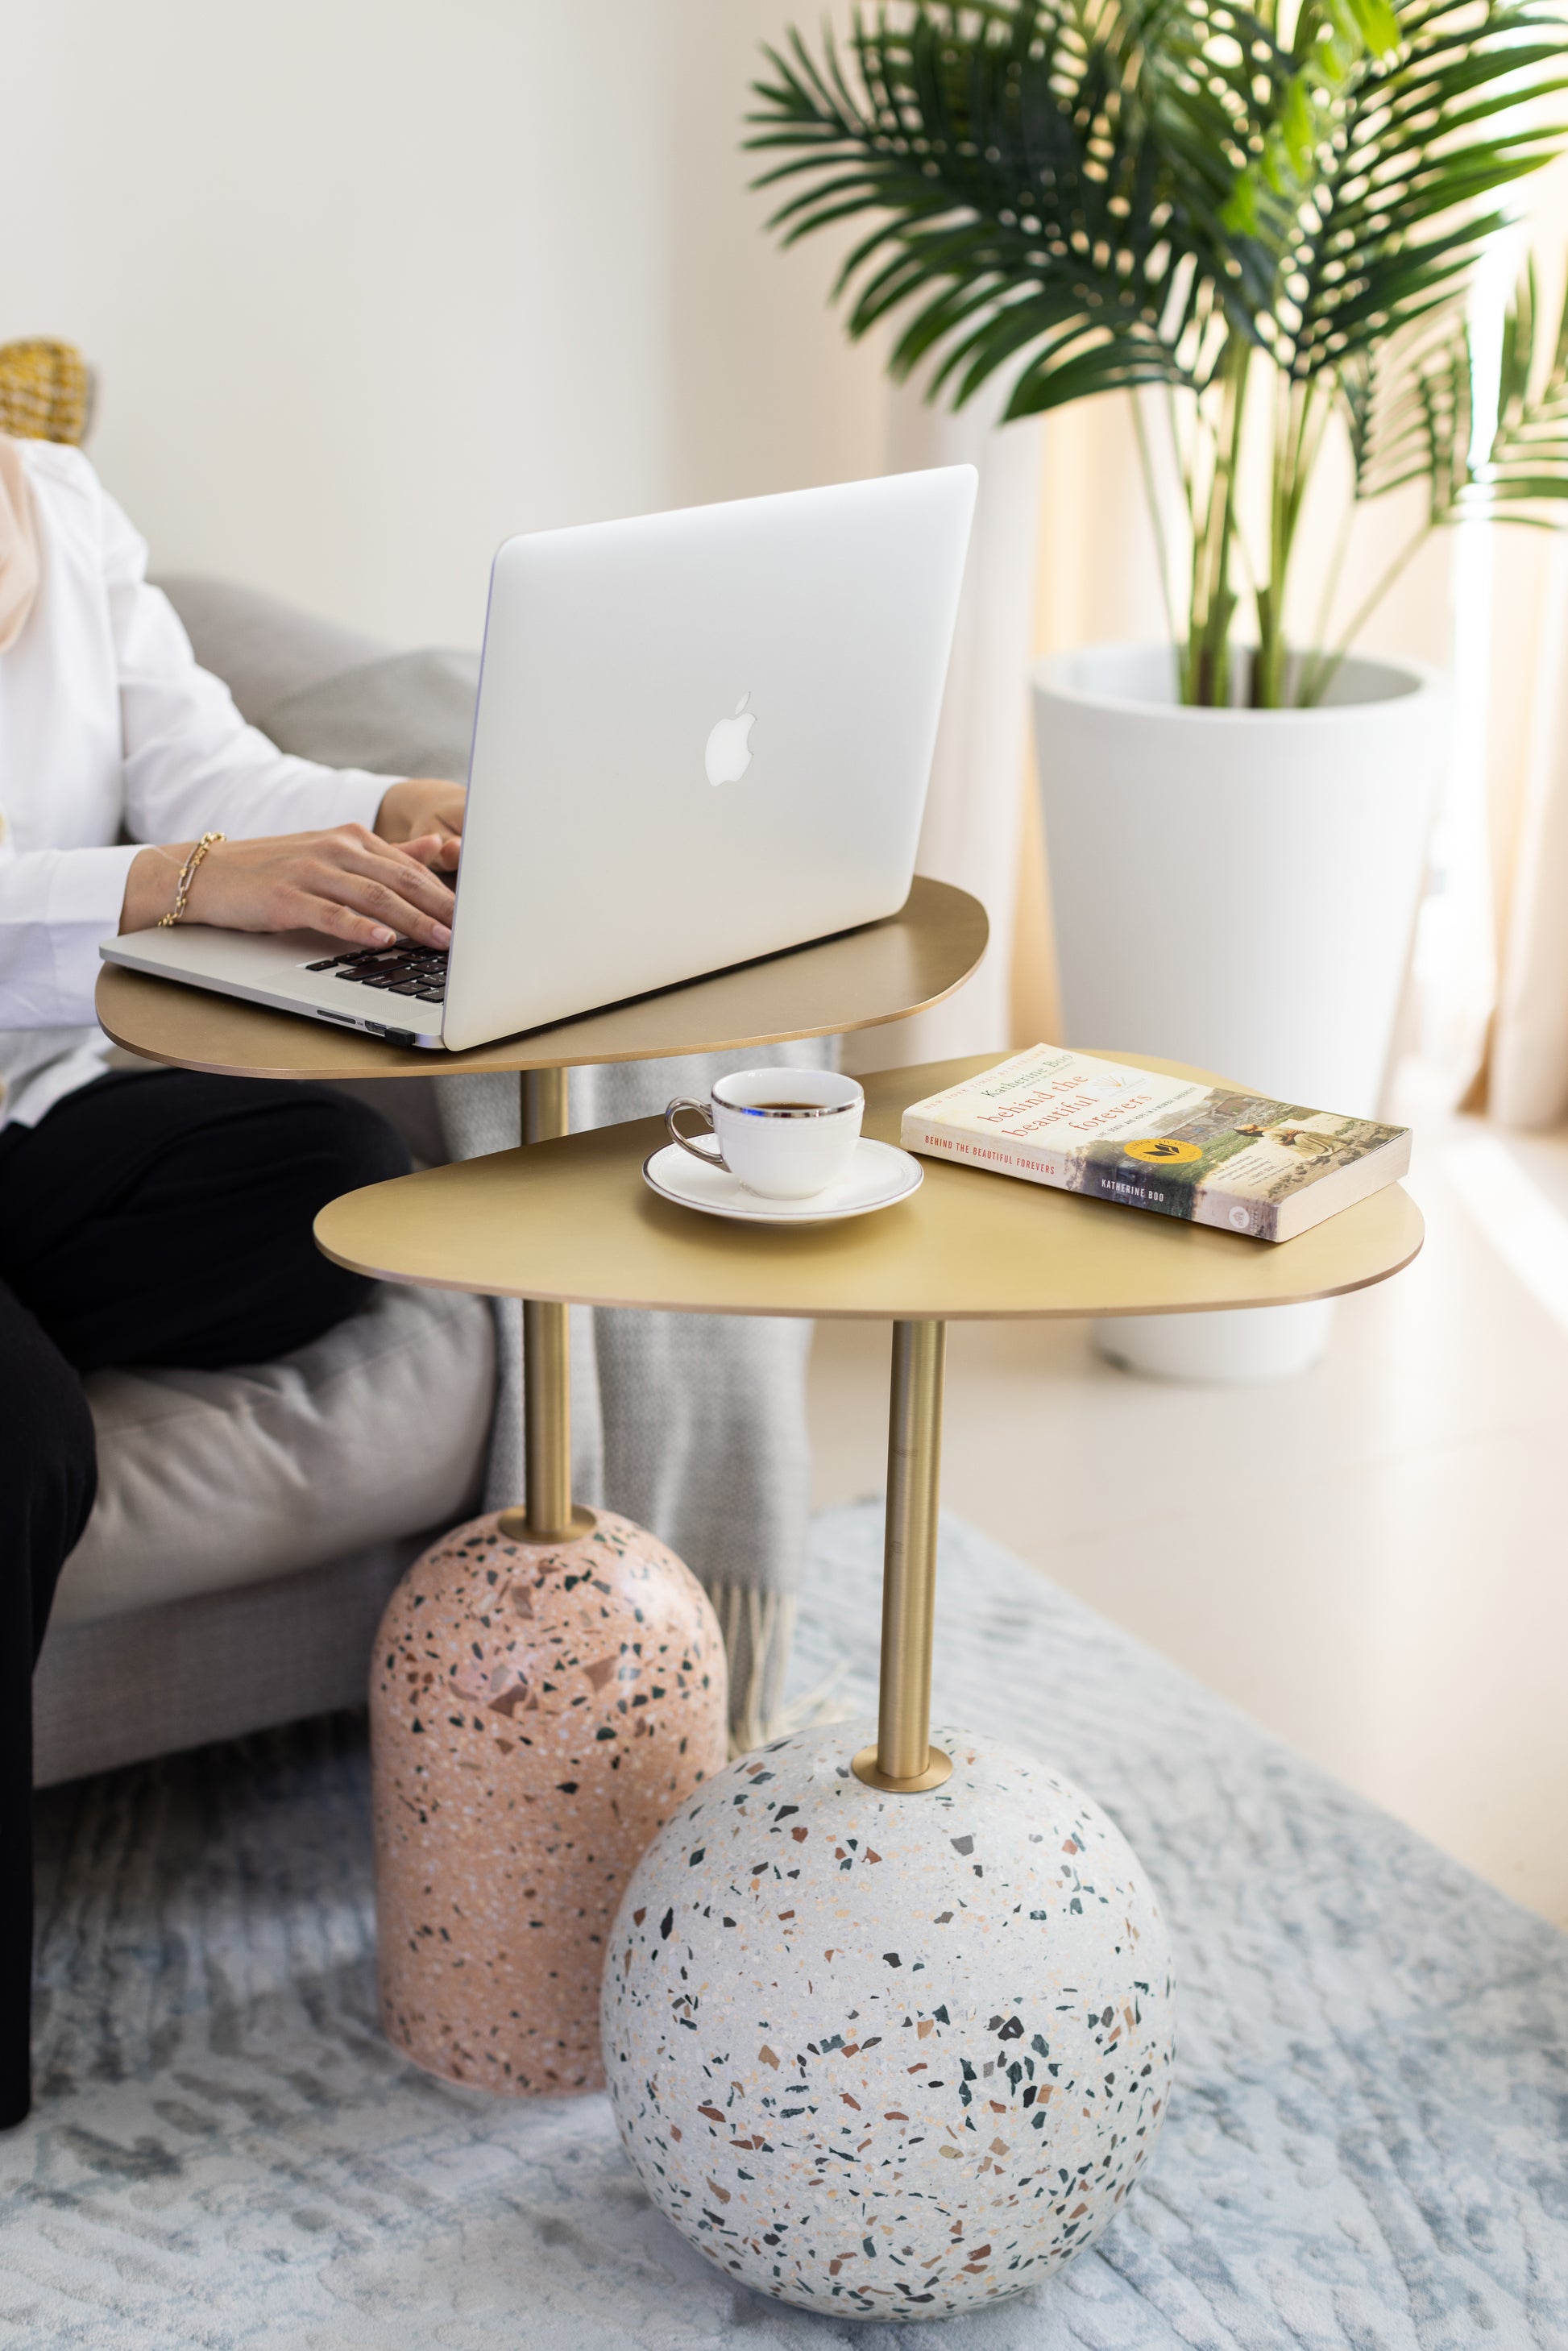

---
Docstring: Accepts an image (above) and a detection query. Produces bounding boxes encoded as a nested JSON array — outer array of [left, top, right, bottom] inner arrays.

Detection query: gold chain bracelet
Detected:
[[156, 831, 226, 927]]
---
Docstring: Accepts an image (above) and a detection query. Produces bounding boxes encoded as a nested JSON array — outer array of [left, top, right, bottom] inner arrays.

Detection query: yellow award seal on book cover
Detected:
[[1122, 1137, 1204, 1166]]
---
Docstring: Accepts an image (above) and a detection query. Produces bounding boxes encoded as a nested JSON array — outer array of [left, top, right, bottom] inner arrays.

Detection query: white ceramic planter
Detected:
[[1032, 644, 1446, 1381]]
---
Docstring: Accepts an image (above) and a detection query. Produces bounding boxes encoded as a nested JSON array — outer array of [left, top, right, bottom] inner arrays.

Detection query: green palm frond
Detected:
[[1279, 1, 1568, 384], [1346, 262, 1568, 524], [1343, 310, 1474, 519], [749, 4, 1231, 416], [751, 1, 1567, 412], [1487, 259, 1568, 508], [1299, 258, 1568, 703]]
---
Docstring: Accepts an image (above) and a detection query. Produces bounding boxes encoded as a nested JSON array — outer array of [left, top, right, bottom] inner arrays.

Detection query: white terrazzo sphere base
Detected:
[[602, 1721, 1174, 2321]]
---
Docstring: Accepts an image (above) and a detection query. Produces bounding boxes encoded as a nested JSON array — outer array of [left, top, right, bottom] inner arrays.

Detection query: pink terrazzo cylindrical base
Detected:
[[371, 1507, 728, 2096]]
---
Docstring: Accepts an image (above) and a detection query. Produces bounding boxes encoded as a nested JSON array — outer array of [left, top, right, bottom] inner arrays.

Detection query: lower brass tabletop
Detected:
[[314, 1051, 1424, 1321]]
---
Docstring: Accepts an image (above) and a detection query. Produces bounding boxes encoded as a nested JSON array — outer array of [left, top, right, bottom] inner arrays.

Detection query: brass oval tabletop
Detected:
[[315, 1052, 1424, 1321], [95, 877, 986, 1080]]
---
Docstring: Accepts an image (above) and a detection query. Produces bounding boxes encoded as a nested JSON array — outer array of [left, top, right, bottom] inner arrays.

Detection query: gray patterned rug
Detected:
[[6, 1505, 1566, 2349]]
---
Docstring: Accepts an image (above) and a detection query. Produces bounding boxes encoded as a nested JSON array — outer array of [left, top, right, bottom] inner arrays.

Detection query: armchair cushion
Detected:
[[56, 1282, 494, 1627]]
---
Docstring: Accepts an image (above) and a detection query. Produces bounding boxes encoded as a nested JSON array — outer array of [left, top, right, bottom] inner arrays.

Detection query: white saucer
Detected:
[[642, 1137, 923, 1225]]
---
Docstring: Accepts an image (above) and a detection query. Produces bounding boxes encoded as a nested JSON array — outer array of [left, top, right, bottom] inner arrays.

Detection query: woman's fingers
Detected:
[[388, 827, 461, 872], [313, 832, 456, 945], [304, 858, 454, 947], [286, 894, 402, 949], [331, 827, 454, 902], [373, 777, 467, 848], [393, 831, 450, 867]]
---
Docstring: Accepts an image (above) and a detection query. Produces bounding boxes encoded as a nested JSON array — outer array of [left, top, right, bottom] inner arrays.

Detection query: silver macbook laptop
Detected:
[[102, 466, 977, 1051]]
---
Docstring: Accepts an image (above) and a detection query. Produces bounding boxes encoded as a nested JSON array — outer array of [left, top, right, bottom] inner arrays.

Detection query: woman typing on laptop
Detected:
[[0, 433, 461, 2127]]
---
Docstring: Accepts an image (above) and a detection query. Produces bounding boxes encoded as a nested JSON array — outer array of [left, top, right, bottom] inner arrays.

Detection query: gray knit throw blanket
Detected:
[[250, 640, 829, 1744]]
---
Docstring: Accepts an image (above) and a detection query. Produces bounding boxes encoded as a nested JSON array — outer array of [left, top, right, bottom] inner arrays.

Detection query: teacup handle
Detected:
[[666, 1097, 728, 1170]]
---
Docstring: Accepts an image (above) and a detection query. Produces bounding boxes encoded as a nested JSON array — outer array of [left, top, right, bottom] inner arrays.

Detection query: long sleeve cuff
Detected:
[[46, 841, 143, 933], [51, 843, 142, 1027], [0, 843, 141, 1032]]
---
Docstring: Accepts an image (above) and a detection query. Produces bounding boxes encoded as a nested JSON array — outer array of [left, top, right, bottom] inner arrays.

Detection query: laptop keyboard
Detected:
[[305, 945, 448, 1004]]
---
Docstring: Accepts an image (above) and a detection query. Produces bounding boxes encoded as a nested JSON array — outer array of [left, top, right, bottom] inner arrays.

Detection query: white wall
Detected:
[[3, 1, 886, 647]]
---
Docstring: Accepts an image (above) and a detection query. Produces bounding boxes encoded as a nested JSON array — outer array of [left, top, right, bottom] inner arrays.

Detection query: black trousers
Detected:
[[0, 1069, 409, 2128]]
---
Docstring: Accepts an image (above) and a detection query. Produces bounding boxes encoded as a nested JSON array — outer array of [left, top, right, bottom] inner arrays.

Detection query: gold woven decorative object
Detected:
[[0, 340, 89, 444]]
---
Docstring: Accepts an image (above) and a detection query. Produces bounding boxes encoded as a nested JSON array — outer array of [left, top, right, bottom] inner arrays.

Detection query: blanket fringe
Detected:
[[707, 1582, 853, 1756]]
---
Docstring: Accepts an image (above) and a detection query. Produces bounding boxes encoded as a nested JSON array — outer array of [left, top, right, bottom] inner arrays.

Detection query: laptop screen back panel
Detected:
[[441, 467, 975, 1052]]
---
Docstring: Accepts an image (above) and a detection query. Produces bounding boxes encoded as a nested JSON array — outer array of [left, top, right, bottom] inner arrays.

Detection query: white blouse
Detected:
[[0, 441, 395, 1130]]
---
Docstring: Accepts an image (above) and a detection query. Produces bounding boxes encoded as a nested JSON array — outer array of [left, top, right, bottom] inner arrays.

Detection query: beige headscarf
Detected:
[[0, 437, 39, 653]]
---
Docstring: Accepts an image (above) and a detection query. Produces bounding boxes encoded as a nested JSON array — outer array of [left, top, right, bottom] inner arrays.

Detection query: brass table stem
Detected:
[[854, 1318, 952, 1793], [501, 1068, 595, 1545]]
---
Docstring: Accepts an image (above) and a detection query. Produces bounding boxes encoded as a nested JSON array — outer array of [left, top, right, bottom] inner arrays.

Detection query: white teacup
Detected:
[[665, 1068, 865, 1200]]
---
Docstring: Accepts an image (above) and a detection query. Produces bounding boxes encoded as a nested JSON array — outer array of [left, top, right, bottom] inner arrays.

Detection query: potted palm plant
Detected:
[[748, 0, 1568, 1375]]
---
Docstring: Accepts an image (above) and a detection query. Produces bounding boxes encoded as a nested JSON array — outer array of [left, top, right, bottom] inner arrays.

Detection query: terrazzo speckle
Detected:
[[604, 1724, 1173, 2316], [374, 1507, 728, 2094], [10, 1505, 1568, 2349]]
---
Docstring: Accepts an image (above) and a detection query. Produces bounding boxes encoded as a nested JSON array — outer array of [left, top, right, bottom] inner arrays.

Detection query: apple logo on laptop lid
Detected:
[[704, 690, 755, 786]]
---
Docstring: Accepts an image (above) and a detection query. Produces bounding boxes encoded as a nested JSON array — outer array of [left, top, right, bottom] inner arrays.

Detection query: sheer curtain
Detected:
[[1483, 164, 1568, 1126], [1491, 523, 1568, 1122]]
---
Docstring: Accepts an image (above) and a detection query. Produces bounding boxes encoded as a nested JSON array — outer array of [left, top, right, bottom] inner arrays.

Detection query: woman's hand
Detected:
[[375, 777, 464, 871], [120, 825, 457, 949]]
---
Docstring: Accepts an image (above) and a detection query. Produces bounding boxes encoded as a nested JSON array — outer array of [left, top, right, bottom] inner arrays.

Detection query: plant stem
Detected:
[[1256, 374, 1329, 707], [1255, 372, 1289, 708], [1185, 335, 1251, 706], [1299, 520, 1433, 706], [1165, 385, 1203, 694], [1165, 384, 1197, 533], [1259, 375, 1297, 707], [1300, 495, 1357, 708], [1131, 389, 1179, 649]]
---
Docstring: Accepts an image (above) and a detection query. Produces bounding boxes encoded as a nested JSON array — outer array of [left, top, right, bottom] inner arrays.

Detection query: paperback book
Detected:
[[900, 1047, 1411, 1243]]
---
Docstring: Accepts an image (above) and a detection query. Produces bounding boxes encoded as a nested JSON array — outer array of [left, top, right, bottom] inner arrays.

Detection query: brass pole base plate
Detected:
[[496, 1504, 599, 1547], [851, 1743, 953, 1794]]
